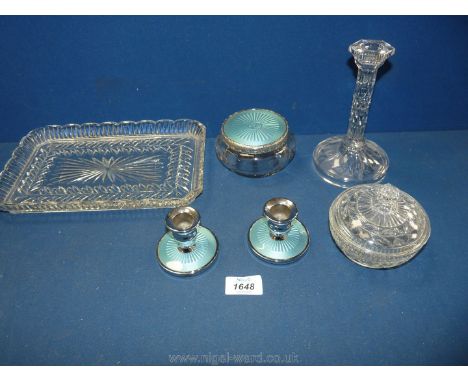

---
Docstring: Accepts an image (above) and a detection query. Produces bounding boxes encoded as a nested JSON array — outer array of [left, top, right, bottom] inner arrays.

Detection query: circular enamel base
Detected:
[[248, 217, 309, 263], [157, 226, 218, 276]]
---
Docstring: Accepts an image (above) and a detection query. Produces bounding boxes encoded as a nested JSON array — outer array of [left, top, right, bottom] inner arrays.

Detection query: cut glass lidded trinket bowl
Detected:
[[329, 183, 430, 268], [0, 120, 206, 213]]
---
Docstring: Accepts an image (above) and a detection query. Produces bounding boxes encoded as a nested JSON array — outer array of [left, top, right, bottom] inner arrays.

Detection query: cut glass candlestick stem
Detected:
[[313, 39, 395, 188]]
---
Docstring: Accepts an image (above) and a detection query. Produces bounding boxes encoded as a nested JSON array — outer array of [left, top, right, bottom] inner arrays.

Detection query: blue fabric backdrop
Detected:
[[0, 16, 467, 141]]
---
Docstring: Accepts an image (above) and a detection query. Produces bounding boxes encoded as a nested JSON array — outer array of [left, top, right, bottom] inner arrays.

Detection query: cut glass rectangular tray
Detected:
[[0, 120, 206, 213]]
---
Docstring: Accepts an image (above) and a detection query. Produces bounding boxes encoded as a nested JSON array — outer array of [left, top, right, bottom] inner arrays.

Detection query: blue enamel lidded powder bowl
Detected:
[[215, 108, 295, 177]]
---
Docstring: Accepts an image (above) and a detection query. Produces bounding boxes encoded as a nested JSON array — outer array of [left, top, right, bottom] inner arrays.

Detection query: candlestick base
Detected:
[[313, 135, 389, 188], [248, 198, 309, 263], [249, 217, 309, 263], [157, 226, 218, 276], [157, 206, 218, 276]]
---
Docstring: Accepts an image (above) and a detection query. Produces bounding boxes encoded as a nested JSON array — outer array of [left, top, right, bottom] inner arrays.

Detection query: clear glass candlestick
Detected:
[[313, 39, 395, 188]]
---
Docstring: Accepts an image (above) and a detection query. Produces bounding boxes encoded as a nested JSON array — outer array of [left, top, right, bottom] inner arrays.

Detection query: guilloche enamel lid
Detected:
[[220, 108, 289, 154]]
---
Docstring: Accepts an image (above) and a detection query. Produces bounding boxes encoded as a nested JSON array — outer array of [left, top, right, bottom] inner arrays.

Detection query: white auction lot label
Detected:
[[225, 275, 263, 296]]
